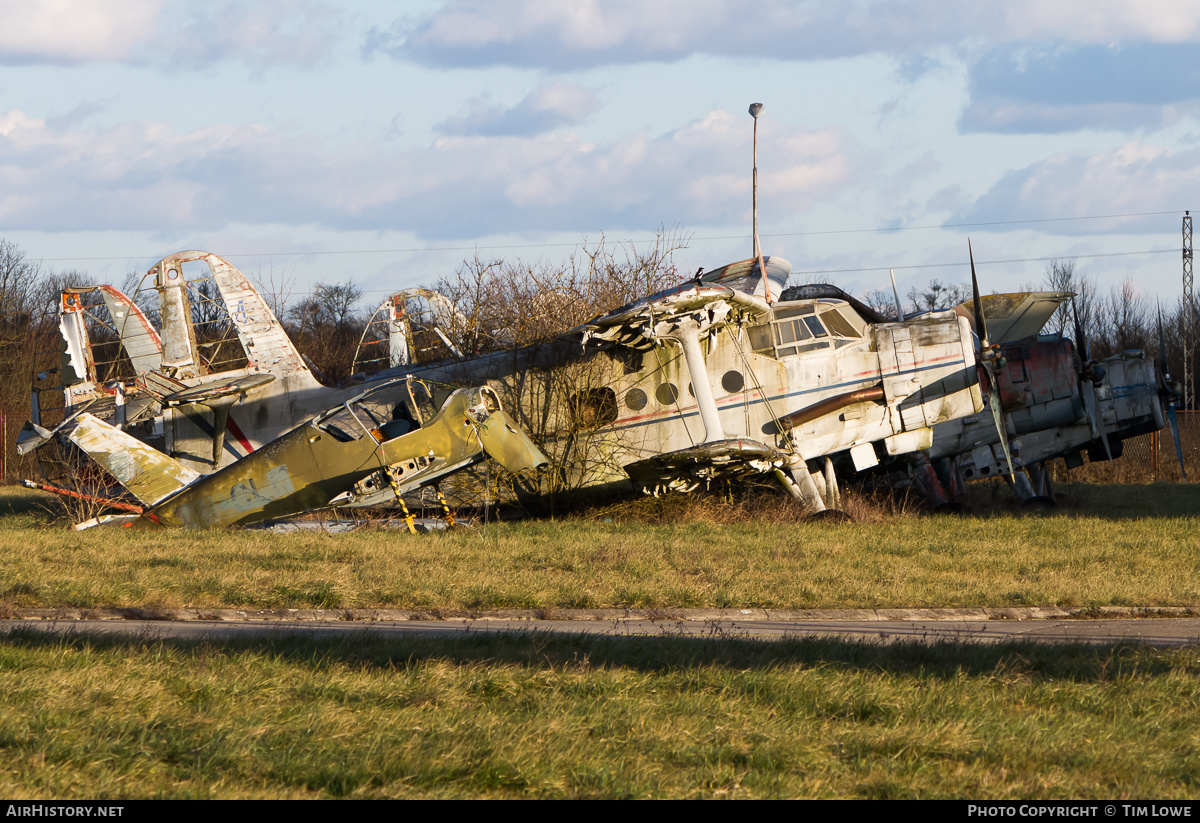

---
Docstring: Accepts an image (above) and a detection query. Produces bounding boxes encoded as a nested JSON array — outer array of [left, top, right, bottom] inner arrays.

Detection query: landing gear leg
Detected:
[[776, 463, 826, 513], [435, 485, 457, 528], [823, 457, 841, 511], [1028, 461, 1055, 499], [911, 452, 950, 507]]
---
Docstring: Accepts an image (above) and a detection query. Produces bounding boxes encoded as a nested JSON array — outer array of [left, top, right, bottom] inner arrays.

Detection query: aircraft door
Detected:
[[876, 326, 926, 432]]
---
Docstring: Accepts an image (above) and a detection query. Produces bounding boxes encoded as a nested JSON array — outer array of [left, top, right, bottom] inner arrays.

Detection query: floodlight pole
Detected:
[[749, 103, 769, 303], [1185, 211, 1194, 409]]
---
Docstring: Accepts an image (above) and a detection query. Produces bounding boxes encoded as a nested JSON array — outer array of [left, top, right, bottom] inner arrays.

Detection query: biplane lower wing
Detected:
[[623, 438, 788, 495]]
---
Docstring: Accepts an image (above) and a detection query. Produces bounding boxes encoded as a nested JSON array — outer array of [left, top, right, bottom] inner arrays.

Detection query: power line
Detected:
[[767, 210, 1180, 238], [31, 209, 1186, 263], [347, 247, 1180, 295], [792, 247, 1178, 278]]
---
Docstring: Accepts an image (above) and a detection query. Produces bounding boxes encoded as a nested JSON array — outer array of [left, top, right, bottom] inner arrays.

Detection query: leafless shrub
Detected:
[[33, 458, 140, 528], [431, 230, 689, 504], [435, 228, 689, 351]]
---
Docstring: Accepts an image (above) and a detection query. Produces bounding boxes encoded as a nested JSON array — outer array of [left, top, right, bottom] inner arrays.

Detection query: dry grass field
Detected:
[[1, 481, 1198, 798], [2, 482, 1199, 613]]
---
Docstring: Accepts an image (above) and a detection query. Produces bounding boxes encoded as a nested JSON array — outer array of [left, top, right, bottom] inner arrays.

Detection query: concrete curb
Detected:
[[4, 605, 1198, 624]]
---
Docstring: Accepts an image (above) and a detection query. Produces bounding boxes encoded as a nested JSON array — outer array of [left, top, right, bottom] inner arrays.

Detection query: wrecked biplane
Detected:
[[359, 254, 987, 515]]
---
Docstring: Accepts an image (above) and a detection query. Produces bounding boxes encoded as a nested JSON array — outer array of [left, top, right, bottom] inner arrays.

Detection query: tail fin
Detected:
[[68, 413, 201, 507]]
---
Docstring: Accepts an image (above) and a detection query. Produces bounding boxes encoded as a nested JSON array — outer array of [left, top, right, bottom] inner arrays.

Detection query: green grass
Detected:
[[2, 483, 1200, 612], [0, 629, 1196, 799]]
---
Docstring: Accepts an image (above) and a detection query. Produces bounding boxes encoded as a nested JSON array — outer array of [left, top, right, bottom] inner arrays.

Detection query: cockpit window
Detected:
[[316, 379, 440, 442], [748, 302, 863, 358], [820, 308, 860, 339]]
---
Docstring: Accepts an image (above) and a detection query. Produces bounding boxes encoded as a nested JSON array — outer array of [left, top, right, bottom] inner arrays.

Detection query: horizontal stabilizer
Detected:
[[15, 420, 53, 457], [68, 413, 201, 507]]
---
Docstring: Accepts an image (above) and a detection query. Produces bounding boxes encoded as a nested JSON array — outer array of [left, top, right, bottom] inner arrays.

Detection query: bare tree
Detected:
[[860, 287, 900, 320], [1043, 259, 1097, 340], [906, 279, 969, 314], [1097, 279, 1151, 357], [285, 279, 365, 385], [0, 239, 41, 318], [290, 280, 362, 333], [435, 227, 689, 352], [249, 262, 298, 323]]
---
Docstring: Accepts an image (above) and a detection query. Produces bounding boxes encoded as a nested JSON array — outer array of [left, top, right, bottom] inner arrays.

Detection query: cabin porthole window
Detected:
[[722, 370, 745, 394], [625, 388, 648, 411], [569, 387, 619, 430], [655, 383, 679, 406]]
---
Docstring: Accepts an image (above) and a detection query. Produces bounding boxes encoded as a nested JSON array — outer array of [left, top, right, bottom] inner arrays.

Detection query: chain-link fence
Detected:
[[1046, 410, 1200, 485]]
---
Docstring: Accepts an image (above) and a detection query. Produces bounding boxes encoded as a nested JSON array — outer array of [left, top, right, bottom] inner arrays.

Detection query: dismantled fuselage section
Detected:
[[352, 288, 466, 378], [22, 251, 327, 478], [69, 378, 547, 530], [891, 290, 1171, 507]]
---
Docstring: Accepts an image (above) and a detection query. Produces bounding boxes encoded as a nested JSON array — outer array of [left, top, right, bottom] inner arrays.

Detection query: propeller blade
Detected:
[[888, 268, 905, 321], [1071, 296, 1090, 363], [1168, 403, 1188, 482], [1081, 380, 1114, 464], [984, 363, 1016, 482], [969, 239, 987, 346], [969, 241, 1014, 480]]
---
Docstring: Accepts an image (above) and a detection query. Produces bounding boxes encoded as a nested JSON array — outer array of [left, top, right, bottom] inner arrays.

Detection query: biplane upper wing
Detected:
[[957, 291, 1074, 342]]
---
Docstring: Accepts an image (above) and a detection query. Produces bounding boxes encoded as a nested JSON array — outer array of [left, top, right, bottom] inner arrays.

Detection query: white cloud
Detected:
[[0, 0, 163, 64], [160, 0, 342, 69], [1001, 0, 1200, 43], [0, 0, 340, 67], [372, 0, 1200, 70], [0, 107, 853, 239], [955, 142, 1199, 232], [437, 82, 600, 136]]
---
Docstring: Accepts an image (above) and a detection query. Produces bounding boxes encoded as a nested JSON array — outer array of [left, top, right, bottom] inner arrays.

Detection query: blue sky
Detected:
[[2, 0, 1198, 310]]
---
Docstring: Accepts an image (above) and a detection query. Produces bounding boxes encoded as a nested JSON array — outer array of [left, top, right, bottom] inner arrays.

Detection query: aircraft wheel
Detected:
[[805, 509, 854, 523], [1021, 495, 1058, 513]]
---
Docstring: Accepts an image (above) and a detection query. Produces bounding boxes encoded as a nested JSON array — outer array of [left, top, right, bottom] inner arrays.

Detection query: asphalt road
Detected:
[[3, 614, 1199, 647]]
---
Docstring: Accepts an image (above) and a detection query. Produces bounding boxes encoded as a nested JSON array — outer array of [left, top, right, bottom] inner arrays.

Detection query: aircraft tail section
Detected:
[[68, 413, 201, 507]]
